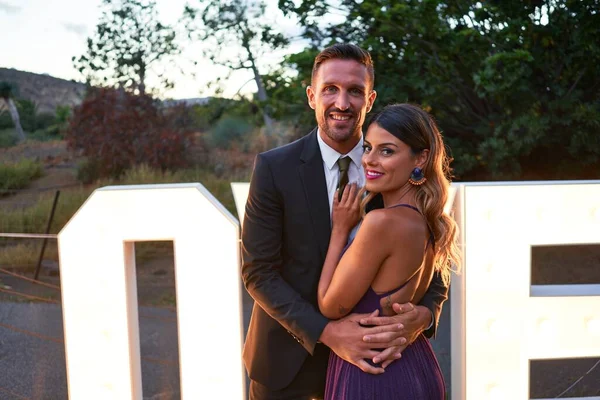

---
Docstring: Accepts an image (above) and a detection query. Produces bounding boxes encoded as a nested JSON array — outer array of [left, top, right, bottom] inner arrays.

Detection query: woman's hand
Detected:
[[332, 183, 363, 234]]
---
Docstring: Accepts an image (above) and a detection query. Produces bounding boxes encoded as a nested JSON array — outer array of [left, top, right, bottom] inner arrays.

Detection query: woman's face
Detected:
[[362, 123, 424, 193]]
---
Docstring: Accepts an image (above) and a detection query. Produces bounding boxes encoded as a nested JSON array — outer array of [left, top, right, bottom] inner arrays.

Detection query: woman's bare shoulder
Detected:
[[362, 206, 428, 241]]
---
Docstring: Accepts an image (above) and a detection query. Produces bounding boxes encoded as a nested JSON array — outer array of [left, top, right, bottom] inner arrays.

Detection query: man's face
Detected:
[[307, 59, 377, 151]]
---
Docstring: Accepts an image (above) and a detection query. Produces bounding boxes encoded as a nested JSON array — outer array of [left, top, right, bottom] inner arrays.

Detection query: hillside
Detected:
[[0, 68, 86, 114]]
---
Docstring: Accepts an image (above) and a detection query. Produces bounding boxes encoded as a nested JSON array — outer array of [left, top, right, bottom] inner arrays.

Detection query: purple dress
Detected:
[[324, 204, 446, 400]]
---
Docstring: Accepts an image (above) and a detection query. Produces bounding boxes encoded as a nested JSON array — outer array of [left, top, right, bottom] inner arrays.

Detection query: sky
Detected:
[[0, 0, 318, 99]]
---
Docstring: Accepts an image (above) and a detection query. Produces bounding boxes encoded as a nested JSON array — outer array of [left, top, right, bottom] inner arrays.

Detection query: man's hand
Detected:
[[360, 303, 431, 368], [320, 311, 394, 375]]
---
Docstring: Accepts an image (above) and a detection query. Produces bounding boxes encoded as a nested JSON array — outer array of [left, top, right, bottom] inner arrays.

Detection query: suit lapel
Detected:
[[298, 129, 331, 261]]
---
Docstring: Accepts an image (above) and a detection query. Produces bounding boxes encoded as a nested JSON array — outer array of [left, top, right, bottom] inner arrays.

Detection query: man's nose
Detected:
[[335, 91, 350, 111]]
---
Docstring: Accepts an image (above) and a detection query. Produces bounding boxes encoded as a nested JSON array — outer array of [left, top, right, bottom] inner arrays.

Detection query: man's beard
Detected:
[[320, 110, 360, 143]]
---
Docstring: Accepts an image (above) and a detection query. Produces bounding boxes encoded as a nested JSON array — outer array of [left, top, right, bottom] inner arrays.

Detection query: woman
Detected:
[[318, 103, 460, 399]]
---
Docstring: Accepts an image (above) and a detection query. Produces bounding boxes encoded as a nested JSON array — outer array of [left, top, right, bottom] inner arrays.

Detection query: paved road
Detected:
[[0, 302, 180, 400]]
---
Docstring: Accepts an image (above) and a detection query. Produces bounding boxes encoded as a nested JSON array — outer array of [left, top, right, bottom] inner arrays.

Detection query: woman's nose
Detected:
[[363, 152, 376, 166]]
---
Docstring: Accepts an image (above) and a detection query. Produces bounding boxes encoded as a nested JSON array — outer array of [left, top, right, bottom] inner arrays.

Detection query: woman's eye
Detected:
[[381, 148, 394, 156], [362, 145, 371, 153]]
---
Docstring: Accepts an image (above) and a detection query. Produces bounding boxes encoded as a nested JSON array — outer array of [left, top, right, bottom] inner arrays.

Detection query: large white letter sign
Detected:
[[58, 183, 244, 400], [231, 182, 250, 226], [451, 181, 600, 400]]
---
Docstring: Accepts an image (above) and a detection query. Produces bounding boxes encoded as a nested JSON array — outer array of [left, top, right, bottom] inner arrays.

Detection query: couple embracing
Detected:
[[241, 43, 460, 400]]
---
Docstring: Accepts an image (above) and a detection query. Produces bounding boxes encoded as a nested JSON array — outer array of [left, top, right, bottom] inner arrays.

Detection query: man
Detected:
[[241, 43, 448, 400]]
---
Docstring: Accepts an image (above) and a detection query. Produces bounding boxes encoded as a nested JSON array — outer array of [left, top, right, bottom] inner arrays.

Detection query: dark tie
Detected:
[[337, 156, 351, 201]]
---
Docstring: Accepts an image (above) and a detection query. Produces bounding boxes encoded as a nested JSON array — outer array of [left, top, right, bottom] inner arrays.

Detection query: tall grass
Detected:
[[0, 187, 91, 234], [0, 164, 250, 269], [0, 159, 43, 192], [0, 241, 59, 269], [100, 164, 247, 214]]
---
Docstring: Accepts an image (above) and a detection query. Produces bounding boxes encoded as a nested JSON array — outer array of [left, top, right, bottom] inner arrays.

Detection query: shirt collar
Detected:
[[316, 128, 364, 171]]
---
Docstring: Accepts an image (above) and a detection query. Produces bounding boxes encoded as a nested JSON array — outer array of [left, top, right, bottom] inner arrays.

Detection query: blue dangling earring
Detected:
[[408, 167, 426, 186]]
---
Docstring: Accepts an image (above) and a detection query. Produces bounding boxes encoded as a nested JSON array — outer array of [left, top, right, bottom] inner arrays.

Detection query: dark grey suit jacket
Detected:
[[241, 129, 448, 390]]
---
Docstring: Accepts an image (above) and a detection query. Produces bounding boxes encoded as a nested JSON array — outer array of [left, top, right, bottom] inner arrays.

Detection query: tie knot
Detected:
[[337, 156, 351, 173]]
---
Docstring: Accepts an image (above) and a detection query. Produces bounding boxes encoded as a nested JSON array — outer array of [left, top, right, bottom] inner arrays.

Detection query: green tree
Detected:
[[183, 0, 289, 133], [278, 0, 600, 180], [0, 82, 26, 143], [261, 49, 319, 136], [73, 0, 180, 95]]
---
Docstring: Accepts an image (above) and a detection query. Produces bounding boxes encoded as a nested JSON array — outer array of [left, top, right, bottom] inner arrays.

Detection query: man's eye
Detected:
[[350, 88, 363, 95], [324, 86, 337, 93]]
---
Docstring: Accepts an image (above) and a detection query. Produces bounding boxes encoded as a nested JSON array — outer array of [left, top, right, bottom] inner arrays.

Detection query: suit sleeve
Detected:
[[419, 271, 448, 338], [241, 154, 329, 354]]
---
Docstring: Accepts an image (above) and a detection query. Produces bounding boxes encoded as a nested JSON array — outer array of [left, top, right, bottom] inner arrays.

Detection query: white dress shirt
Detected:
[[316, 130, 365, 217]]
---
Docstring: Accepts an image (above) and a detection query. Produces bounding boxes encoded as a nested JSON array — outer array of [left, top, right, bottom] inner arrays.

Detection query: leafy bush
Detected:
[[65, 88, 193, 178], [53, 105, 71, 136], [16, 99, 38, 132], [0, 159, 43, 192], [34, 112, 57, 131], [29, 129, 59, 142], [0, 111, 13, 130], [0, 128, 19, 148], [27, 106, 73, 139], [209, 116, 253, 149], [75, 158, 103, 184]]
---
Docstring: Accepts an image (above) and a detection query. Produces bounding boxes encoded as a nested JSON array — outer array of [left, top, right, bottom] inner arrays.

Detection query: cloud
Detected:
[[62, 22, 88, 37], [0, 1, 21, 14]]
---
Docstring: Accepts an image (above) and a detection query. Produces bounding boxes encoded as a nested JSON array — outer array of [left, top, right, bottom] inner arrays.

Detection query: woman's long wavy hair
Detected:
[[363, 103, 461, 285]]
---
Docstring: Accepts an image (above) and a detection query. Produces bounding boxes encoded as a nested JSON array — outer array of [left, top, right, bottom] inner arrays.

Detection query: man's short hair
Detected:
[[311, 43, 375, 89]]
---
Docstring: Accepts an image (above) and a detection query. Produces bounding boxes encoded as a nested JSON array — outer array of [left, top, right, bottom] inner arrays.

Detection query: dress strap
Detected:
[[370, 273, 415, 297], [387, 203, 421, 214]]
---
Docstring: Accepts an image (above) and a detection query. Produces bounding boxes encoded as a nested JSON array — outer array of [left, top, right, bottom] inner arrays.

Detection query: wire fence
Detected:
[[0, 183, 81, 195]]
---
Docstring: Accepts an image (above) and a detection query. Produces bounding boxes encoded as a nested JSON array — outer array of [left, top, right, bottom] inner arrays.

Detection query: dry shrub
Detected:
[[65, 88, 193, 178]]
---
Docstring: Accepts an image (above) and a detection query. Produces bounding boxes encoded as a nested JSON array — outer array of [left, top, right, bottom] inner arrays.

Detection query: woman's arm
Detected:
[[319, 194, 429, 320], [317, 184, 362, 318], [318, 210, 390, 319], [317, 224, 351, 317]]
